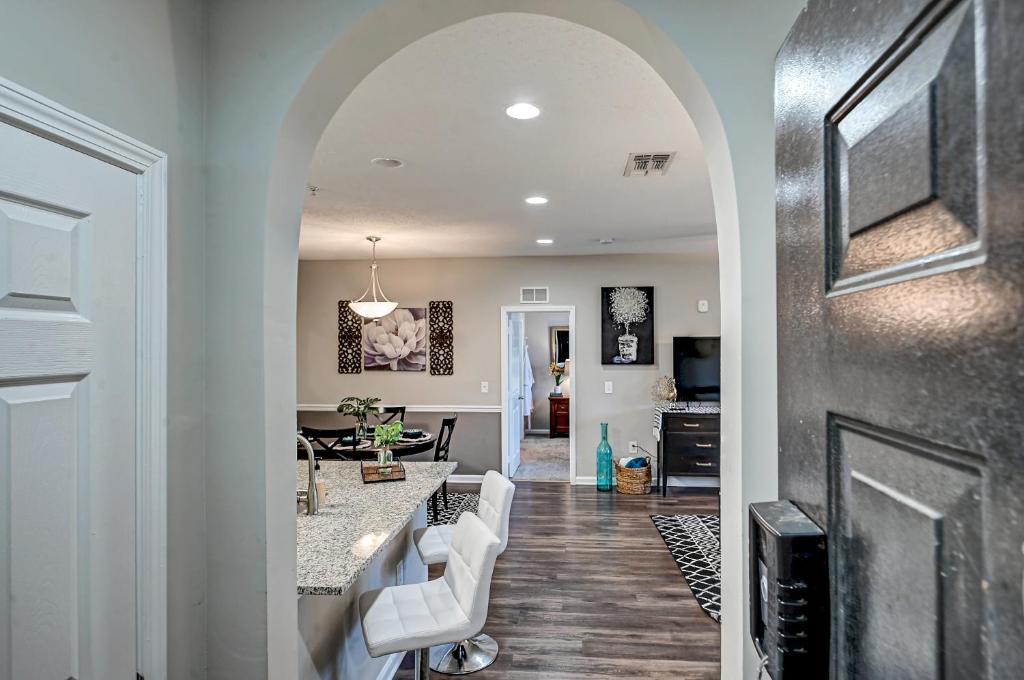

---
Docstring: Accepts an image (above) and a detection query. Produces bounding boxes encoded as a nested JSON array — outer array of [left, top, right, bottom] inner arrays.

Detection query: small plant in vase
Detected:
[[337, 396, 381, 439], [549, 362, 566, 395], [373, 421, 404, 474]]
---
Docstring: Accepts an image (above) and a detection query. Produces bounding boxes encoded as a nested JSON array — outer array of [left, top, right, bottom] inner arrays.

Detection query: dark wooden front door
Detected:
[[776, 0, 1023, 677]]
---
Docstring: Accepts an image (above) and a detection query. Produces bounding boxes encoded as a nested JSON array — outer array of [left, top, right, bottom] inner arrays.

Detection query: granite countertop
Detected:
[[296, 460, 457, 596]]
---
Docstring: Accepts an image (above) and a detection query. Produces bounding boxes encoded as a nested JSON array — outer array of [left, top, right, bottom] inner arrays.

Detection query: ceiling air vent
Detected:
[[623, 152, 676, 177], [520, 287, 550, 304]]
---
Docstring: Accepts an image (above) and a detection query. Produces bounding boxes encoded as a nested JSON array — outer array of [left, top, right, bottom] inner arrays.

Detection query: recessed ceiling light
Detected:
[[598, 238, 615, 245], [370, 157, 404, 168], [505, 102, 540, 120], [536, 239, 554, 245], [525, 196, 548, 205]]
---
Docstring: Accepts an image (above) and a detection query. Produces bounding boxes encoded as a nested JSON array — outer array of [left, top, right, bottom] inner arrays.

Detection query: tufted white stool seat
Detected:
[[411, 470, 516, 674], [359, 512, 501, 679], [414, 470, 515, 566]]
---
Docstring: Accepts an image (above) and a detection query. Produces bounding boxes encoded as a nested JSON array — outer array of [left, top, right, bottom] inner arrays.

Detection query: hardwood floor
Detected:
[[396, 482, 721, 679]]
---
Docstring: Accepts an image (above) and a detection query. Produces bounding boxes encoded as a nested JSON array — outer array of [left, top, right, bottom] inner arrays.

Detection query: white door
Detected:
[[0, 118, 139, 678], [505, 312, 524, 477]]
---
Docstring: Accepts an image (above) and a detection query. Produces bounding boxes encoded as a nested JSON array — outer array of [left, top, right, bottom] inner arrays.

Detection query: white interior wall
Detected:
[[0, 0, 805, 677], [0, 3, 208, 678], [203, 1, 804, 676]]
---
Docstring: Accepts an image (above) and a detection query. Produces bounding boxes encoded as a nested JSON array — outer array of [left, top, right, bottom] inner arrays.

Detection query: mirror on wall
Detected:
[[550, 326, 570, 364]]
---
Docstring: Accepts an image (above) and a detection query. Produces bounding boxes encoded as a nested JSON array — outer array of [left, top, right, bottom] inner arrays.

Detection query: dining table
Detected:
[[337, 430, 437, 458]]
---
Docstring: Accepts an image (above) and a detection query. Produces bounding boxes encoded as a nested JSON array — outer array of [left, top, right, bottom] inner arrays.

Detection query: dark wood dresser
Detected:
[[655, 405, 720, 495], [549, 396, 570, 438]]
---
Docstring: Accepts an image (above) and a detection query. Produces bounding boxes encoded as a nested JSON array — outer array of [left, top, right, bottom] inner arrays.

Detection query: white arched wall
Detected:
[[203, 1, 804, 678]]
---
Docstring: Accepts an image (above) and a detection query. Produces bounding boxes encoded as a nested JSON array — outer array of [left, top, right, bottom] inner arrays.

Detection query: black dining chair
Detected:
[[375, 406, 406, 426], [430, 414, 458, 521], [299, 426, 364, 460]]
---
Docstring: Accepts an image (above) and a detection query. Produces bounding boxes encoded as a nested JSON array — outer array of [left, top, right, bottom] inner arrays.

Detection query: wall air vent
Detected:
[[623, 152, 676, 177], [520, 287, 550, 304]]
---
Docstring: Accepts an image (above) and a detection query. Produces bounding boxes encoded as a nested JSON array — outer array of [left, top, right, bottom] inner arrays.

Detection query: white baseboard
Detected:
[[447, 474, 484, 485], [377, 651, 404, 680], [525, 429, 548, 435], [572, 475, 719, 489]]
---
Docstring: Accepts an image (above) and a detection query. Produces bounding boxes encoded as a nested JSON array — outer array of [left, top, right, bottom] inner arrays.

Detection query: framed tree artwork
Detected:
[[601, 286, 654, 364]]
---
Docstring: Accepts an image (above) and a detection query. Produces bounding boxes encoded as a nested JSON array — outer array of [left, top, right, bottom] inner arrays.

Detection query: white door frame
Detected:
[[0, 78, 168, 680], [500, 305, 576, 483]]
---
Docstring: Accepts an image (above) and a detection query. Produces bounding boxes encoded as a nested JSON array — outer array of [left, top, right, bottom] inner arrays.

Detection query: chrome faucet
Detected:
[[298, 434, 318, 515]]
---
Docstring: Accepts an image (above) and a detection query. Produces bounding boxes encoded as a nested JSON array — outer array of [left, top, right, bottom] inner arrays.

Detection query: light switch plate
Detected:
[[697, 299, 710, 313], [604, 381, 613, 394], [480, 381, 489, 393]]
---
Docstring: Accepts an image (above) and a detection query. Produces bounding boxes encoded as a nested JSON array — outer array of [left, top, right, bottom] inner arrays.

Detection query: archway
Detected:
[[258, 1, 747, 676]]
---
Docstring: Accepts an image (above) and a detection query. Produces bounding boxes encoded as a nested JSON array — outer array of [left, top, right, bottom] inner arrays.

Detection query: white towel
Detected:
[[523, 344, 535, 413]]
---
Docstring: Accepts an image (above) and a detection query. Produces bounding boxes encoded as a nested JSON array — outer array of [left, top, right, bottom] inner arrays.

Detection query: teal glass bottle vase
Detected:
[[596, 423, 613, 492]]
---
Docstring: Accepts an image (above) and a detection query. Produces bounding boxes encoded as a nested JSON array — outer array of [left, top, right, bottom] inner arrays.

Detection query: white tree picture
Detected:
[[604, 286, 653, 364]]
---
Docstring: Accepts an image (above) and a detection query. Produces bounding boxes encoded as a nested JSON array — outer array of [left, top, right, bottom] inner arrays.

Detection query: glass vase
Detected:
[[596, 423, 613, 492], [356, 416, 368, 440], [377, 446, 392, 473]]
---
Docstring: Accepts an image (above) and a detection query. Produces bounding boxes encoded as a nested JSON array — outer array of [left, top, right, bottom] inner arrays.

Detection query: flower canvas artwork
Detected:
[[363, 307, 427, 371], [601, 286, 654, 364]]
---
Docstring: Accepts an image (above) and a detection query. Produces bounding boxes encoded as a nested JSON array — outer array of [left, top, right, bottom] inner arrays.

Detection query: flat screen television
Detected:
[[673, 336, 721, 402]]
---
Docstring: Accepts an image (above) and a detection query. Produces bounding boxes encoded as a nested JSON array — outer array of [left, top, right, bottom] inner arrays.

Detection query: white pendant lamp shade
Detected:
[[349, 236, 398, 319]]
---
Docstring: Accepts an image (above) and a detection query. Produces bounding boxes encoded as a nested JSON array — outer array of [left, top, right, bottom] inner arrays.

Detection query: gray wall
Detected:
[[299, 410, 499, 476], [525, 311, 571, 431], [297, 254, 720, 479], [0, 2, 208, 678]]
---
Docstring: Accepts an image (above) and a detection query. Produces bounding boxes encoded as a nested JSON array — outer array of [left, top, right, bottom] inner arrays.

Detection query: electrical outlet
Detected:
[[698, 299, 710, 313], [604, 381, 613, 394], [629, 441, 638, 454], [480, 381, 489, 393]]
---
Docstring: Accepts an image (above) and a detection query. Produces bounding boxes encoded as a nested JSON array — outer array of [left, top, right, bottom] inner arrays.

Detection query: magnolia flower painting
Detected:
[[363, 307, 427, 371], [601, 286, 655, 365]]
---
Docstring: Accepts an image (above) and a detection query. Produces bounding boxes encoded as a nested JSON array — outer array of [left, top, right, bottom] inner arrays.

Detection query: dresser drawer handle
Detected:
[[683, 422, 700, 428], [695, 461, 714, 467], [695, 443, 715, 449]]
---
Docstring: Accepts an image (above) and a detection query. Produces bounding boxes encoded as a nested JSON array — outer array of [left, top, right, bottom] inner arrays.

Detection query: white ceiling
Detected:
[[300, 12, 716, 260]]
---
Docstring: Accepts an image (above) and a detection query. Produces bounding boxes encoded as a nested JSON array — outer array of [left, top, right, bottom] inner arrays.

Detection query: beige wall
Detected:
[[525, 311, 571, 431], [298, 253, 720, 477]]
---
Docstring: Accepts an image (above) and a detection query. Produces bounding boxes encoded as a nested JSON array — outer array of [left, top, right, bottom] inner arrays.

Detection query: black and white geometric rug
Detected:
[[650, 514, 722, 622], [428, 492, 480, 526]]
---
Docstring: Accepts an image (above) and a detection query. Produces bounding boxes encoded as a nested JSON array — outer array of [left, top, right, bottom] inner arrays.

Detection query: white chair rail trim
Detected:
[[297, 403, 502, 414]]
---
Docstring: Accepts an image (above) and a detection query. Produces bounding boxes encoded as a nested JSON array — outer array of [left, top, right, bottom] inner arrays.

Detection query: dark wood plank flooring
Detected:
[[396, 482, 720, 679]]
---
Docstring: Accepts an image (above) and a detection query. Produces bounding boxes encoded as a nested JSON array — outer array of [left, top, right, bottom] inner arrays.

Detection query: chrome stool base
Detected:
[[429, 634, 499, 675]]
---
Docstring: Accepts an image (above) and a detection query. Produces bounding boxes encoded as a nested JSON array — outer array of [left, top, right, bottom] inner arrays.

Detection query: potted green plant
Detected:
[[337, 396, 381, 439], [373, 421, 404, 474]]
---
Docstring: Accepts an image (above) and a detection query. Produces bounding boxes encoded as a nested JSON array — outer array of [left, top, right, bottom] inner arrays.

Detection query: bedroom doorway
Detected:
[[500, 305, 576, 483]]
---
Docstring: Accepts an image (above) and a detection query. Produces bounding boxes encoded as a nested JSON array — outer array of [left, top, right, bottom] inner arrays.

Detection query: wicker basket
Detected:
[[614, 455, 652, 495]]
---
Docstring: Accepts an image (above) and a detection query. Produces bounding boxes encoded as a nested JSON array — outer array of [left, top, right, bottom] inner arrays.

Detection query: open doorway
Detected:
[[501, 305, 576, 483]]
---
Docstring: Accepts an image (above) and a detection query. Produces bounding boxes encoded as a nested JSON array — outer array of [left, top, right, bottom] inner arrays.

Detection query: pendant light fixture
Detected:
[[349, 236, 398, 319]]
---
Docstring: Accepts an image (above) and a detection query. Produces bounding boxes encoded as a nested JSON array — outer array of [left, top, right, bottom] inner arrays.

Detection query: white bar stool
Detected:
[[412, 470, 515, 674], [359, 512, 501, 680]]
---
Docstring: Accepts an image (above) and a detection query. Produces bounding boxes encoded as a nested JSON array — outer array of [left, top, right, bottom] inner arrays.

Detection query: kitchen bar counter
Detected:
[[296, 460, 457, 596]]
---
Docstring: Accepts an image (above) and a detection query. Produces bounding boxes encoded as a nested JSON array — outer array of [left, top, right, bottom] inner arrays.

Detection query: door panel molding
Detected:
[[824, 0, 987, 297], [0, 77, 167, 680], [827, 414, 986, 679]]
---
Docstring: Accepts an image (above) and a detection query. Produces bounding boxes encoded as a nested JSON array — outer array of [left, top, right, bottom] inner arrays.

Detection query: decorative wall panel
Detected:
[[337, 300, 362, 374], [428, 300, 453, 375]]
